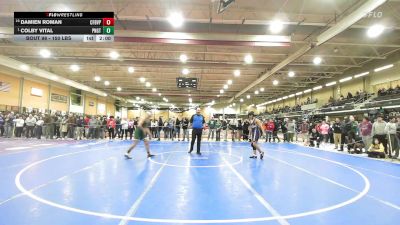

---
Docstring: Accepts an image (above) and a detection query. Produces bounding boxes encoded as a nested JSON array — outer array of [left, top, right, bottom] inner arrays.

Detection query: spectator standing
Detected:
[[299, 120, 310, 145], [35, 116, 44, 139], [127, 118, 135, 140], [265, 119, 275, 142], [175, 117, 181, 141], [385, 117, 398, 158], [215, 118, 222, 141], [207, 117, 216, 141], [14, 115, 24, 137], [107, 116, 116, 140], [359, 117, 372, 152], [60, 115, 68, 139], [287, 119, 296, 143], [222, 118, 228, 141], [332, 118, 342, 150], [320, 121, 330, 144], [157, 116, 163, 141], [115, 117, 122, 139], [121, 118, 128, 140], [182, 117, 189, 141], [242, 119, 250, 141], [372, 115, 388, 154], [75, 116, 84, 140], [0, 113, 4, 136], [25, 114, 36, 138]]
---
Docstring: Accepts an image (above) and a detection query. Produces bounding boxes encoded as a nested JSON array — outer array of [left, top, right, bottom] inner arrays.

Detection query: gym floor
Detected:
[[0, 139, 399, 225]]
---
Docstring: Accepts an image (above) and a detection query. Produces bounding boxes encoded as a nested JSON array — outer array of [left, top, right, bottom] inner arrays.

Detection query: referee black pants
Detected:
[[190, 128, 203, 153]]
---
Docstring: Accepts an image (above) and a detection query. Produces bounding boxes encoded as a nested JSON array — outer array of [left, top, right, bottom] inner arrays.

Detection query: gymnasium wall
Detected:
[[0, 72, 116, 116], [0, 73, 20, 106]]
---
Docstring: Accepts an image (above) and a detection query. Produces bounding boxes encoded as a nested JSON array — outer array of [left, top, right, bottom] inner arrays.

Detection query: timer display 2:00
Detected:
[[98, 36, 112, 41]]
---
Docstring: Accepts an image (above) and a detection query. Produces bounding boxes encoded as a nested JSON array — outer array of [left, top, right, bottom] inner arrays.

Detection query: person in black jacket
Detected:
[[281, 119, 288, 142], [157, 116, 163, 141], [309, 128, 322, 148], [221, 118, 228, 141], [242, 119, 250, 141], [273, 119, 280, 143], [340, 117, 349, 151], [175, 117, 181, 141], [182, 117, 189, 141]]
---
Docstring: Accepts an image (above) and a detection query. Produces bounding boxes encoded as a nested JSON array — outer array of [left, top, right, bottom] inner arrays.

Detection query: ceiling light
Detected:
[[180, 54, 188, 63], [234, 69, 241, 77], [139, 77, 146, 83], [20, 64, 29, 71], [326, 81, 337, 87], [367, 24, 385, 38], [233, 103, 236, 106], [109, 51, 119, 60], [116, 87, 122, 91], [339, 77, 352, 83], [39, 49, 51, 58], [254, 90, 259, 95], [304, 89, 312, 93], [272, 80, 279, 85], [260, 87, 265, 92], [217, 95, 220, 97], [94, 76, 101, 81], [104, 81, 110, 86], [313, 86, 322, 90], [145, 82, 151, 87], [313, 56, 322, 65], [354, 72, 370, 78], [374, 64, 394, 72], [51, 75, 59, 80], [244, 54, 253, 64], [182, 68, 190, 75], [277, 98, 282, 101], [152, 88, 157, 92], [269, 20, 284, 34], [70, 64, 80, 72], [223, 84, 228, 89], [246, 95, 251, 99], [136, 97, 140, 100], [158, 93, 162, 96], [168, 12, 184, 28], [282, 96, 288, 99], [189, 98, 192, 103], [128, 66, 135, 73], [103, 93, 107, 97], [289, 94, 295, 97], [288, 71, 295, 77], [240, 98, 244, 102], [227, 80, 233, 85], [296, 92, 303, 96], [220, 89, 224, 94]]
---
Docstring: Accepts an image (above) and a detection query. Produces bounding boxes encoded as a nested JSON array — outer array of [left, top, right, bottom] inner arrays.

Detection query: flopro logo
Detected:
[[364, 11, 383, 18]]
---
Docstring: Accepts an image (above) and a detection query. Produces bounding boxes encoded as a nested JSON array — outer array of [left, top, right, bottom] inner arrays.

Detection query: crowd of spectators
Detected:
[[265, 97, 318, 115], [377, 85, 400, 97], [323, 90, 370, 108], [260, 114, 399, 159]]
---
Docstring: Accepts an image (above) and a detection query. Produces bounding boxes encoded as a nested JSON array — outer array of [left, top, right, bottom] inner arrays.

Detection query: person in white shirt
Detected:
[[25, 114, 36, 138], [35, 116, 44, 139], [121, 118, 128, 140], [151, 119, 158, 138], [13, 115, 25, 138]]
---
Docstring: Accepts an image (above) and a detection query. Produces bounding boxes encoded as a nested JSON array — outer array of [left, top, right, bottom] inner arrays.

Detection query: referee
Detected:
[[189, 107, 205, 155]]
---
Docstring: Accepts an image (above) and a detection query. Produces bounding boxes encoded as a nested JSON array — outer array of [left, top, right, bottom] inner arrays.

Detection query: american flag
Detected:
[[0, 81, 11, 92]]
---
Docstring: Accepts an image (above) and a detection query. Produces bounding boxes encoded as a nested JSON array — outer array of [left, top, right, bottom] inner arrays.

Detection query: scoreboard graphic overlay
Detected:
[[14, 12, 114, 42]]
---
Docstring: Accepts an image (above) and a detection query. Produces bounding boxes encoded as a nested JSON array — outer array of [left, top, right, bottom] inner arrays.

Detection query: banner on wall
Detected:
[[0, 81, 11, 92], [51, 93, 68, 103], [31, 87, 43, 97]]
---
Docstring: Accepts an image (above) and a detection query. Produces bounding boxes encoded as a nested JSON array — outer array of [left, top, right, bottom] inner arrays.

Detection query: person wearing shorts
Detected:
[[124, 112, 155, 159], [248, 111, 265, 159]]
